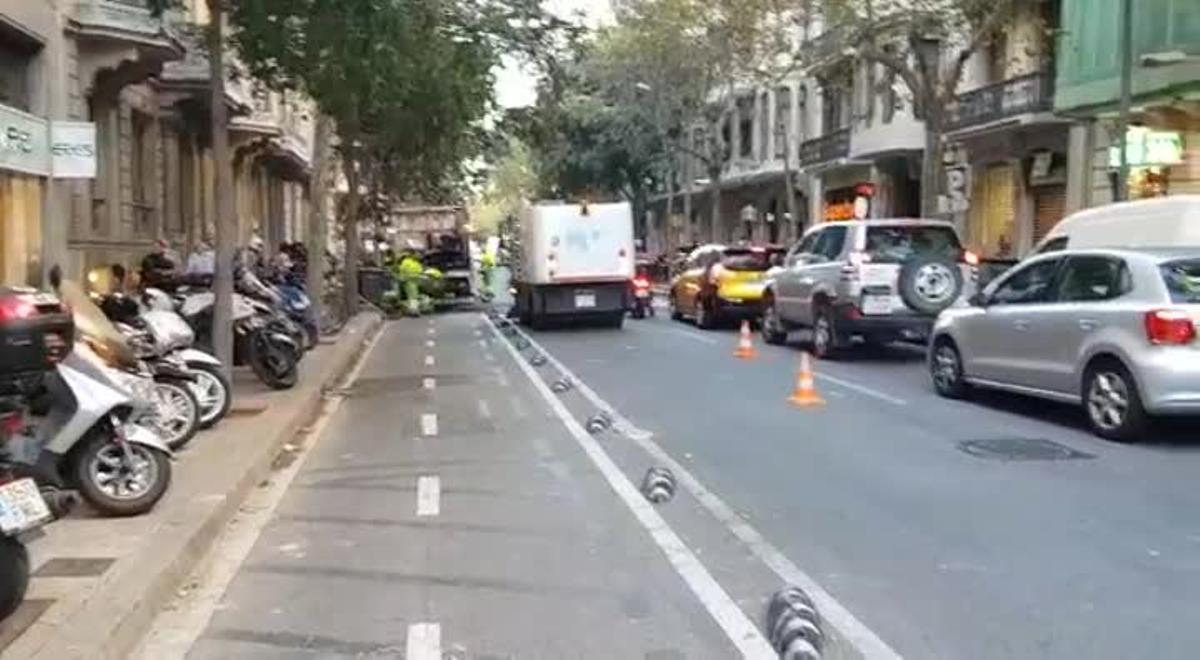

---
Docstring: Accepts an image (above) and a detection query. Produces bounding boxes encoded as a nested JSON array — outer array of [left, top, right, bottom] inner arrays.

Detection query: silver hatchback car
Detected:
[[929, 248, 1200, 442]]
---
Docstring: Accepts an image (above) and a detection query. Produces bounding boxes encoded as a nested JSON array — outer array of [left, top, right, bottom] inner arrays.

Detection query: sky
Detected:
[[493, 0, 615, 108]]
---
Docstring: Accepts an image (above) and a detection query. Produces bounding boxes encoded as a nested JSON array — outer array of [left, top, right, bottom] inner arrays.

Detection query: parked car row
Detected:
[[667, 195, 1200, 443]]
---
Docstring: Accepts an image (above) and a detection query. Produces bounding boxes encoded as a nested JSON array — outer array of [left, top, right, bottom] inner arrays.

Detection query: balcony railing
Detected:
[[945, 71, 1054, 133], [798, 128, 850, 167], [71, 0, 170, 46]]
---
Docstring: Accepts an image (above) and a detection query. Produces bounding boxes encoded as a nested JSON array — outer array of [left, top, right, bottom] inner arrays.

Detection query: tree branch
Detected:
[[942, 1, 1015, 102]]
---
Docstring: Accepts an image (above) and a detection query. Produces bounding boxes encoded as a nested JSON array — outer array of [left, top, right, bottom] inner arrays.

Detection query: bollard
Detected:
[[530, 353, 548, 367], [514, 337, 529, 350], [766, 586, 824, 658], [551, 379, 572, 393], [640, 467, 677, 504], [585, 414, 610, 434]]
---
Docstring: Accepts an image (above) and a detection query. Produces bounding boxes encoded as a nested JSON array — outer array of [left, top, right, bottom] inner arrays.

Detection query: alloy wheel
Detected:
[[933, 344, 961, 392], [88, 443, 160, 501], [1087, 371, 1130, 431], [151, 384, 196, 445]]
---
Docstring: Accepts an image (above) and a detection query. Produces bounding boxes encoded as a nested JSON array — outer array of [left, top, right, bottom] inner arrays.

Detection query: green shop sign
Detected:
[[1110, 127, 1185, 168]]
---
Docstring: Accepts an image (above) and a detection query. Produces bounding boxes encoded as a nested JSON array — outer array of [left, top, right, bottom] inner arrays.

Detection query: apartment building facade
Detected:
[[0, 0, 314, 289]]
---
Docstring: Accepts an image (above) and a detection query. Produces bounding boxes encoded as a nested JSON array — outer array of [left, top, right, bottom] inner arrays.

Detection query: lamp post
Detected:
[[1115, 0, 1133, 202]]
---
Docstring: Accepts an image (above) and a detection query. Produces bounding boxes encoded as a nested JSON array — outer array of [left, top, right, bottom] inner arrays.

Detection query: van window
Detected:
[[1160, 259, 1200, 303], [1038, 236, 1069, 254]]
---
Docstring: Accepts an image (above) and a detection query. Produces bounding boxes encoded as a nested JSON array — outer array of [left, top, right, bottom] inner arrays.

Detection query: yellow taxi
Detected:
[[668, 244, 782, 329]]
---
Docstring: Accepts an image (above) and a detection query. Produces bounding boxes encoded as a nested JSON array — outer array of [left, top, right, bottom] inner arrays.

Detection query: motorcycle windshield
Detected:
[[59, 280, 140, 369]]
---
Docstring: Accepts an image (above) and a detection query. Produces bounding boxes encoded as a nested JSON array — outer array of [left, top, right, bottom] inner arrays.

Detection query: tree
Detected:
[[814, 0, 1028, 215], [231, 0, 555, 317], [207, 0, 236, 375]]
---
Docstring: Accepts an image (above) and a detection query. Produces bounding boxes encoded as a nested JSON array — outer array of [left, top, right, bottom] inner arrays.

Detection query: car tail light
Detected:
[[1145, 309, 1196, 345], [0, 296, 36, 323], [961, 250, 980, 266]]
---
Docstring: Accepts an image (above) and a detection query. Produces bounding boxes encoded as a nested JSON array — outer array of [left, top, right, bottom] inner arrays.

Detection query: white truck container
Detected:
[[514, 201, 635, 328]]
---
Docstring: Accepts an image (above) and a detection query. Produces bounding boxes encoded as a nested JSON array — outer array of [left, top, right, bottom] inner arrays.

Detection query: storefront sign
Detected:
[[1109, 127, 1184, 168], [0, 103, 50, 177], [50, 122, 97, 179]]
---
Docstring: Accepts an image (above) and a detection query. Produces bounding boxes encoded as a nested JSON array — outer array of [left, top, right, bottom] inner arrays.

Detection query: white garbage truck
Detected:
[[512, 201, 635, 329]]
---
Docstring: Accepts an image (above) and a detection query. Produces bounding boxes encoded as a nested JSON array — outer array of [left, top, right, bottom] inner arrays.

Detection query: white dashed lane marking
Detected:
[[416, 476, 440, 516], [420, 413, 438, 437]]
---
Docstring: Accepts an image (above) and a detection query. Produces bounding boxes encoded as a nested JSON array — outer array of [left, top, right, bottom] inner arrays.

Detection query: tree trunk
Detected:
[[340, 147, 361, 319], [781, 135, 799, 242], [682, 177, 693, 245], [663, 169, 674, 255], [306, 114, 333, 331], [709, 171, 722, 243], [207, 0, 234, 376], [920, 108, 944, 217]]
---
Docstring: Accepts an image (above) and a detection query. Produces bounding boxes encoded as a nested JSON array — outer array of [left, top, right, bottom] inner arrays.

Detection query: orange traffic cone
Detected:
[[734, 320, 757, 360], [787, 352, 825, 407]]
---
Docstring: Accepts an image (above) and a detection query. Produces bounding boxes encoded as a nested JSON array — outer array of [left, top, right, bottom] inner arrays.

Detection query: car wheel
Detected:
[[898, 255, 964, 315], [695, 298, 715, 329], [669, 293, 684, 321], [930, 338, 969, 399], [761, 298, 787, 345], [1083, 361, 1148, 443], [811, 306, 840, 359]]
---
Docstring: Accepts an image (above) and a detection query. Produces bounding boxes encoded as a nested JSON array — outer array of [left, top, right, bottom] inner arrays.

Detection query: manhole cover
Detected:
[[957, 437, 1095, 461]]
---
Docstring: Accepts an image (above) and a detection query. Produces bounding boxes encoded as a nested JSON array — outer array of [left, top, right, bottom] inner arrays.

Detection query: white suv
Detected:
[[761, 220, 977, 358]]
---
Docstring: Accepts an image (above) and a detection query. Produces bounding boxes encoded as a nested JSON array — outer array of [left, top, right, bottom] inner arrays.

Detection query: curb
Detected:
[[19, 312, 384, 660]]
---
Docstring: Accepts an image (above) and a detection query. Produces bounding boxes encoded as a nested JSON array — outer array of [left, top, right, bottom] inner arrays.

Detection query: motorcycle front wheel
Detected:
[[150, 380, 201, 451], [0, 536, 29, 621], [187, 363, 232, 429], [249, 336, 299, 390], [72, 428, 172, 517]]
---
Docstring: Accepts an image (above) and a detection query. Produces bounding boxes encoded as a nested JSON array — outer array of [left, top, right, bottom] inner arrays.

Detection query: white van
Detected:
[[1034, 195, 1200, 254]]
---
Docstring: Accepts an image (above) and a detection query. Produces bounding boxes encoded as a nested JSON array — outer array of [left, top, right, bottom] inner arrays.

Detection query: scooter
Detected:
[[175, 289, 300, 390], [631, 274, 654, 319], [114, 290, 232, 430]]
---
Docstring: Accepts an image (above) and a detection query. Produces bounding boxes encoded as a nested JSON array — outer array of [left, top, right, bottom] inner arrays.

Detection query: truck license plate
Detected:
[[0, 478, 51, 535], [574, 291, 597, 308], [861, 295, 892, 315]]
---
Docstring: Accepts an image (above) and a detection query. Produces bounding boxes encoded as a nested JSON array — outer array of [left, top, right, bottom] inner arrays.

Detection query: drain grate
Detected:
[[33, 557, 115, 577], [957, 437, 1095, 461]]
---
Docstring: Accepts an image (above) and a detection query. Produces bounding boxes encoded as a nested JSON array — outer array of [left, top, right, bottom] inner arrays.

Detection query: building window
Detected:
[[0, 20, 41, 111], [131, 111, 152, 236], [720, 116, 732, 164], [775, 86, 791, 159], [759, 91, 770, 161], [738, 96, 754, 159]]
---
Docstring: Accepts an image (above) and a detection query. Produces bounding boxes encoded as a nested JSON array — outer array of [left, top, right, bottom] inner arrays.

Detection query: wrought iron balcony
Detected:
[[798, 128, 850, 167], [945, 71, 1054, 133]]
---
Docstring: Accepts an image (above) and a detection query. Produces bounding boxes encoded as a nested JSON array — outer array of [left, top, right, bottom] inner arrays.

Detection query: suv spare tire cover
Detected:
[[897, 255, 963, 314]]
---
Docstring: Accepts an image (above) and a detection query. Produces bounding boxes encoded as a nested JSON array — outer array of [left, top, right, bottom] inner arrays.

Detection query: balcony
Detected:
[[70, 0, 180, 53], [798, 128, 850, 167], [945, 71, 1055, 134]]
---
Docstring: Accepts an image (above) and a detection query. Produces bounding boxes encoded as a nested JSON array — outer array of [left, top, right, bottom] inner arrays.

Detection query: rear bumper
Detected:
[[712, 298, 763, 319], [1135, 349, 1200, 415], [833, 303, 934, 340]]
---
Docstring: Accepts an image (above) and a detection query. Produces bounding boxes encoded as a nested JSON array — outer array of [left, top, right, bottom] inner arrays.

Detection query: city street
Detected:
[[134, 303, 1200, 660]]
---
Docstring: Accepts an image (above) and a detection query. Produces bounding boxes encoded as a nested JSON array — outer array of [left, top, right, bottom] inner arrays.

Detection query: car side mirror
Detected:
[[969, 292, 989, 307]]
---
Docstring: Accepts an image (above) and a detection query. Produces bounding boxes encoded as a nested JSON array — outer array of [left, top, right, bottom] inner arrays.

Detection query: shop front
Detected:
[[1109, 125, 1195, 199], [0, 103, 49, 286], [821, 179, 875, 223]]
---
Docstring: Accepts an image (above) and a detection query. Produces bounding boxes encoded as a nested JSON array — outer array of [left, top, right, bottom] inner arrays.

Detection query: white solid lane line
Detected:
[[815, 371, 907, 406], [406, 623, 441, 660], [421, 413, 438, 437], [424, 355, 435, 367], [501, 321, 902, 660], [416, 476, 440, 516], [422, 377, 436, 390], [426, 339, 435, 348], [487, 316, 775, 659]]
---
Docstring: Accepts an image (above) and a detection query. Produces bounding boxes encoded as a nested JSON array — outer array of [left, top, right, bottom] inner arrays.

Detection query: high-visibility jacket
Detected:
[[395, 255, 423, 281]]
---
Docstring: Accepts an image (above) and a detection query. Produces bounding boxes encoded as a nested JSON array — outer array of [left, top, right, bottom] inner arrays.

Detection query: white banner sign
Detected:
[[0, 104, 50, 176], [50, 121, 96, 179]]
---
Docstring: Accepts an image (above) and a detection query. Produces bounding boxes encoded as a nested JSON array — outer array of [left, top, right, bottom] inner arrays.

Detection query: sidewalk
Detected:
[[0, 312, 383, 660], [181, 313, 745, 659]]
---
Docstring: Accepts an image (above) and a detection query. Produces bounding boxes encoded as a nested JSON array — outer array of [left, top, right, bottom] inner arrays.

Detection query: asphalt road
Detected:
[[525, 308, 1200, 659]]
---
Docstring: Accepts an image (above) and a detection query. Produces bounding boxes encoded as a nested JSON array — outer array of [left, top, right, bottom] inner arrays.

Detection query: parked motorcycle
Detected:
[[176, 289, 300, 390], [238, 270, 311, 357], [108, 291, 231, 430]]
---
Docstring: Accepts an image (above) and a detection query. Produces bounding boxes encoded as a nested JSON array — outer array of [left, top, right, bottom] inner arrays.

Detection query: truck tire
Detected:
[[898, 256, 963, 315]]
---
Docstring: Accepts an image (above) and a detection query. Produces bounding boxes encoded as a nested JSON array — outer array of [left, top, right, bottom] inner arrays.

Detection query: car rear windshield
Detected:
[[721, 250, 772, 271], [864, 225, 962, 264], [1160, 259, 1200, 303]]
